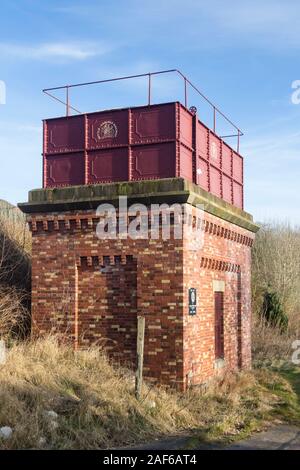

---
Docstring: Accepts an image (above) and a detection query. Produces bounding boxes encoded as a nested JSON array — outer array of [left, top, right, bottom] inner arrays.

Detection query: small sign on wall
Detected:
[[188, 288, 197, 315]]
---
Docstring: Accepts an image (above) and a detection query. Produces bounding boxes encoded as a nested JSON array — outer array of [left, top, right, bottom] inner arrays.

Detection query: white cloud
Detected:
[[49, 0, 300, 51], [0, 121, 41, 134], [201, 0, 300, 48], [0, 41, 108, 61], [242, 123, 300, 224]]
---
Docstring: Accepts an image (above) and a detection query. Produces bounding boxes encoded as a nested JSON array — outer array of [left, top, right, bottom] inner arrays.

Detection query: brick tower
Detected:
[[19, 75, 259, 390]]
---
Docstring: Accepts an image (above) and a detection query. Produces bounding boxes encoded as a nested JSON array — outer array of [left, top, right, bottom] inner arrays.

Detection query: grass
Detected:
[[187, 365, 300, 449], [0, 336, 299, 449], [0, 200, 31, 340], [267, 365, 300, 425]]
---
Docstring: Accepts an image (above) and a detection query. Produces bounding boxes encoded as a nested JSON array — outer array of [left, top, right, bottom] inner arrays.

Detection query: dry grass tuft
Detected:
[[0, 201, 31, 288], [0, 336, 294, 449], [0, 287, 30, 339], [252, 318, 296, 368], [0, 200, 31, 339]]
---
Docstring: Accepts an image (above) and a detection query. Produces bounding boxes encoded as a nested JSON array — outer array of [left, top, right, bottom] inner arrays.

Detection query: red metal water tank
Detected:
[[43, 101, 244, 209]]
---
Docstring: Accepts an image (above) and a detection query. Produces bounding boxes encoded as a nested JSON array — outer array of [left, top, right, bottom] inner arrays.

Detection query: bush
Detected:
[[252, 223, 300, 324], [0, 287, 30, 339], [252, 222, 300, 364], [262, 290, 288, 332], [0, 200, 31, 339]]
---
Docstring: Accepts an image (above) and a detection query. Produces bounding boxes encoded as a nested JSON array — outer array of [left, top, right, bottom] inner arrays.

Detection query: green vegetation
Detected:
[[262, 290, 288, 332], [270, 365, 300, 425]]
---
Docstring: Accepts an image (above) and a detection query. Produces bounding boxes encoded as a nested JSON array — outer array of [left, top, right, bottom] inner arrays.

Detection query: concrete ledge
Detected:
[[18, 178, 259, 233], [214, 359, 225, 370], [213, 280, 225, 292]]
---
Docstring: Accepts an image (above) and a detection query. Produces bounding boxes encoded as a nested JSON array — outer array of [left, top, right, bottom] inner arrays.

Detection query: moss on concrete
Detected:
[[18, 178, 259, 233]]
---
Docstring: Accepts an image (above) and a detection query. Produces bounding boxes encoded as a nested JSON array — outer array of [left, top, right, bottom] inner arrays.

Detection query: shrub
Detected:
[[0, 200, 31, 339], [262, 290, 288, 332], [0, 287, 30, 339], [252, 222, 300, 324]]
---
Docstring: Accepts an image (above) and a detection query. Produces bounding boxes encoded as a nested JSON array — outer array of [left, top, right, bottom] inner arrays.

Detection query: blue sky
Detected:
[[0, 0, 300, 224]]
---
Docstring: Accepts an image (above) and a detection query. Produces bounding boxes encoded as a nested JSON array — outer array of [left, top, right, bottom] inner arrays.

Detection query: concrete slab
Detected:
[[227, 425, 300, 450]]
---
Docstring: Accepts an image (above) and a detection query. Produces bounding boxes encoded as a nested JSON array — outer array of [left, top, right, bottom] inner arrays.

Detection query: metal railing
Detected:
[[43, 69, 243, 152]]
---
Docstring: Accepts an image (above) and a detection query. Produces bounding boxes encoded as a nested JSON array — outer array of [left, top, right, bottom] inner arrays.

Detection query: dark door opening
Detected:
[[214, 291, 224, 360]]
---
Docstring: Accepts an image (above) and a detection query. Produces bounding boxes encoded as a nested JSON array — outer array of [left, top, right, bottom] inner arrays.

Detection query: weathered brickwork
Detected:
[[26, 210, 254, 390], [29, 211, 185, 386], [182, 209, 253, 387], [20, 179, 258, 390]]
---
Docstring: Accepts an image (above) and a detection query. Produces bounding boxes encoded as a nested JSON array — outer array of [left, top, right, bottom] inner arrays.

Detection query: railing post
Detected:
[[0, 339, 6, 365], [213, 106, 216, 133], [66, 86, 69, 116], [148, 74, 151, 106], [43, 70, 243, 148], [135, 316, 145, 400]]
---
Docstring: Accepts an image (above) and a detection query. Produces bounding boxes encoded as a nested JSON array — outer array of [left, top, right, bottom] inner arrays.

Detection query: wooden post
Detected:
[[0, 339, 6, 365], [135, 316, 145, 400]]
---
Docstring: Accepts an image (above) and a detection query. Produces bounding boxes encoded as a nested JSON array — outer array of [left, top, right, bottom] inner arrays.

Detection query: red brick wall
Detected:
[[182, 209, 253, 387], [78, 256, 137, 367], [28, 205, 254, 390]]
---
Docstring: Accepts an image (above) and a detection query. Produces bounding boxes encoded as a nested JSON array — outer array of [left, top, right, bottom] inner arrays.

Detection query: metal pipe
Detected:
[[175, 69, 243, 136], [43, 90, 81, 114], [43, 69, 177, 92], [66, 86, 69, 116], [42, 68, 244, 141], [219, 134, 240, 139], [148, 73, 151, 106], [213, 107, 216, 133], [184, 78, 187, 108]]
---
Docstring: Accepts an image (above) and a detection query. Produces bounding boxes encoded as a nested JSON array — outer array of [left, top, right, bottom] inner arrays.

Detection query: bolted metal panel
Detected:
[[210, 165, 222, 198], [222, 174, 232, 204], [222, 142, 232, 176], [179, 105, 193, 150], [233, 181, 243, 209], [45, 115, 84, 154], [196, 157, 209, 191], [196, 121, 209, 160], [88, 148, 128, 183], [43, 101, 244, 209], [131, 143, 176, 180], [87, 109, 129, 150], [45, 153, 85, 187], [233, 151, 243, 184], [179, 144, 193, 182], [209, 132, 221, 169], [131, 103, 176, 144]]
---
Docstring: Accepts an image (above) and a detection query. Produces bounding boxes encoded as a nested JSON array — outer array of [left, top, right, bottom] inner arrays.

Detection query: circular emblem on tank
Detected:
[[189, 106, 197, 115], [97, 121, 118, 140]]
